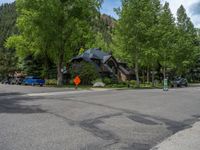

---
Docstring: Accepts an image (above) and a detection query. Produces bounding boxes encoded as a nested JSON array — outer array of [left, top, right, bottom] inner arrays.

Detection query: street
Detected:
[[0, 84, 200, 150]]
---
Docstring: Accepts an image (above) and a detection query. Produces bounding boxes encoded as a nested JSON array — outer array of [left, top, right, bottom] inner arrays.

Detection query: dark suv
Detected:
[[171, 77, 188, 87]]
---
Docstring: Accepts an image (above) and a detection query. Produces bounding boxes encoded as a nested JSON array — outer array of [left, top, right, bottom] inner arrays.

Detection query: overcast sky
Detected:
[[1, 0, 200, 27]]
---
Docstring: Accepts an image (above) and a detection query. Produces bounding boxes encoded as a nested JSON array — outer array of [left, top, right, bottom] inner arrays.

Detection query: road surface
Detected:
[[0, 84, 200, 150]]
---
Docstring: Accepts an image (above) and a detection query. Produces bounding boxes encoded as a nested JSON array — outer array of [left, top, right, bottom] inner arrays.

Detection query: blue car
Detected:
[[23, 76, 45, 86]]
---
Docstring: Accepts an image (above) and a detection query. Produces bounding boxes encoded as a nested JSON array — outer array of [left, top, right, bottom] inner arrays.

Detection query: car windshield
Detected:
[[26, 76, 39, 79]]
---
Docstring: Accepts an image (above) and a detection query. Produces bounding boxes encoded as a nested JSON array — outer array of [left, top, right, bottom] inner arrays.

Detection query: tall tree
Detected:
[[141, 0, 161, 84], [113, 0, 162, 86], [6, 0, 102, 85], [175, 5, 197, 75], [157, 2, 176, 79]]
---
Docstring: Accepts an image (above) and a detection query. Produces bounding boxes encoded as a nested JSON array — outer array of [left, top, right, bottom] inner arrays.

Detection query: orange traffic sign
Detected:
[[74, 76, 81, 86]]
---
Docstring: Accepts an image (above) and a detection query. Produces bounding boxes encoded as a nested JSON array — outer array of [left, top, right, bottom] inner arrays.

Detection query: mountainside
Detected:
[[0, 2, 17, 49], [0, 2, 17, 78], [100, 14, 116, 30]]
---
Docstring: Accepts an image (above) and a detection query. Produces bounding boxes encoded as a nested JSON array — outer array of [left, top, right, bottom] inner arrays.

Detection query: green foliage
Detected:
[[87, 32, 110, 51], [5, 35, 30, 57], [156, 2, 176, 78], [173, 5, 197, 75], [2, 0, 200, 85], [113, 0, 163, 86], [103, 77, 112, 85], [0, 3, 18, 77], [71, 62, 100, 85], [129, 80, 136, 86], [7, 0, 102, 85], [45, 79, 57, 86], [113, 0, 200, 84]]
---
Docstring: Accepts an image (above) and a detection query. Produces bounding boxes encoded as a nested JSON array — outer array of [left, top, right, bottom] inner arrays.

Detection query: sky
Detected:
[[1, 0, 200, 27], [101, 0, 200, 27]]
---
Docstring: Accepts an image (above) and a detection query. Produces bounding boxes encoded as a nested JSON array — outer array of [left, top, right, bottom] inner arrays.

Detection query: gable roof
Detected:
[[71, 48, 112, 63]]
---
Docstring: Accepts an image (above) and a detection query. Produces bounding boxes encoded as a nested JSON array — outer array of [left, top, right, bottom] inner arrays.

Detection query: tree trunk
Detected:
[[135, 62, 140, 87], [135, 52, 140, 87], [142, 70, 145, 83], [147, 66, 150, 84], [57, 49, 64, 86], [163, 66, 166, 80], [57, 61, 63, 86], [152, 71, 155, 87], [44, 54, 49, 80]]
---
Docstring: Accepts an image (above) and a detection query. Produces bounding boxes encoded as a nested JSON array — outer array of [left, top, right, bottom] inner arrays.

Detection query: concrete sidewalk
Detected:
[[152, 120, 200, 150]]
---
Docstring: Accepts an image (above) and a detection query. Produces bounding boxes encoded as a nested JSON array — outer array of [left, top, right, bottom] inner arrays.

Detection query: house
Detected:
[[71, 48, 134, 81]]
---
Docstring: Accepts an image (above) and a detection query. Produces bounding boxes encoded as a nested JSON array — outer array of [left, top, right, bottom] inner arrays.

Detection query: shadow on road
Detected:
[[0, 92, 45, 114], [0, 92, 22, 97]]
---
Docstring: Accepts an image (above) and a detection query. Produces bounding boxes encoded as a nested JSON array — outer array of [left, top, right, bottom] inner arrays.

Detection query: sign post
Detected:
[[163, 78, 168, 91], [73, 76, 81, 89]]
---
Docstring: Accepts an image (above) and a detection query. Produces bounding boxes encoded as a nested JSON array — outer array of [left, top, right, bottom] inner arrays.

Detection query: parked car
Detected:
[[23, 76, 45, 86], [171, 77, 188, 87], [1, 79, 10, 84], [11, 76, 25, 85], [1, 77, 12, 84]]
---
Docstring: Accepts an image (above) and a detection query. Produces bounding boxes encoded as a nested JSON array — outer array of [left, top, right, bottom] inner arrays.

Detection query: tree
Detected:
[[156, 2, 176, 79], [140, 0, 161, 84], [87, 32, 110, 50], [174, 5, 197, 75], [113, 0, 162, 87], [6, 0, 102, 85]]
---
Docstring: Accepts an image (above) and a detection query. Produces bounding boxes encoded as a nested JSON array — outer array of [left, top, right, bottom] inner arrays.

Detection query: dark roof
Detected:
[[71, 48, 112, 63]]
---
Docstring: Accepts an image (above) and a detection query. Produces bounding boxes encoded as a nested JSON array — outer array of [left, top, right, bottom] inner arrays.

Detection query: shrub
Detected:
[[45, 79, 57, 85], [70, 62, 100, 85], [69, 79, 74, 85], [103, 77, 112, 85], [110, 83, 127, 88], [129, 80, 136, 87]]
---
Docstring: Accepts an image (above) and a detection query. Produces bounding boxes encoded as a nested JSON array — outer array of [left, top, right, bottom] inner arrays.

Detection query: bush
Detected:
[[103, 77, 112, 85], [129, 80, 136, 87], [70, 62, 100, 85], [45, 79, 57, 85], [69, 79, 74, 85], [110, 83, 128, 88]]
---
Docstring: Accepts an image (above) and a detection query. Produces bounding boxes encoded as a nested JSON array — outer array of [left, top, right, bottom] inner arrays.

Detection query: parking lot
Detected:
[[0, 84, 200, 150]]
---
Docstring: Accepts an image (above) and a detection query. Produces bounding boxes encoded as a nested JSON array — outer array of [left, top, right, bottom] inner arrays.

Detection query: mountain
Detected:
[[0, 2, 17, 49], [0, 2, 17, 78]]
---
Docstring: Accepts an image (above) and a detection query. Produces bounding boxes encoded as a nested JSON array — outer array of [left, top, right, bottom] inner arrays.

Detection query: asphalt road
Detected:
[[0, 84, 200, 150]]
